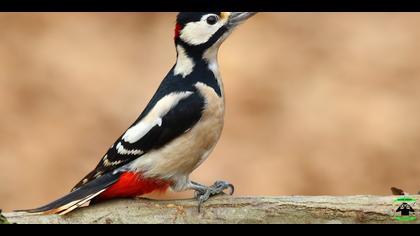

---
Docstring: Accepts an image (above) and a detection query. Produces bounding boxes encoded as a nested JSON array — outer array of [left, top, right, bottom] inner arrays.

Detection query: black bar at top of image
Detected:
[[0, 0, 418, 12]]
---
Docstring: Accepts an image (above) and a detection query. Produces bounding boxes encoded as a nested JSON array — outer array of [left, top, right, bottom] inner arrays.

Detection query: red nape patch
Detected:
[[95, 172, 171, 202], [174, 23, 182, 39]]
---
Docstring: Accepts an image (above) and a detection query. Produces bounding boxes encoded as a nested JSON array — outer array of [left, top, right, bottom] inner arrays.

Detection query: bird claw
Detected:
[[211, 181, 235, 196], [194, 180, 234, 213]]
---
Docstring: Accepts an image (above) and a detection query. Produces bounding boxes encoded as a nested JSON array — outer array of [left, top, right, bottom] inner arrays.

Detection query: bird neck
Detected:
[[174, 44, 220, 78], [174, 44, 224, 97]]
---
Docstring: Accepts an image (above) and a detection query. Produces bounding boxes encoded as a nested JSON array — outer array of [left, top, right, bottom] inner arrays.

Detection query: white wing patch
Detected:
[[116, 142, 143, 155], [122, 121, 159, 144], [122, 91, 194, 144]]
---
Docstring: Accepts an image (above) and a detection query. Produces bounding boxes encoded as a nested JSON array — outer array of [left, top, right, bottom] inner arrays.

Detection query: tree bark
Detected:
[[3, 195, 420, 224]]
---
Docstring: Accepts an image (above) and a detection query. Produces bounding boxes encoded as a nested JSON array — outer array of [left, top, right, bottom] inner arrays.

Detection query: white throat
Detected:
[[203, 44, 224, 96]]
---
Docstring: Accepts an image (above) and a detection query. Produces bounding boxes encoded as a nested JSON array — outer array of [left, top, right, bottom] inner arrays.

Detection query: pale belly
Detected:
[[129, 82, 225, 186]]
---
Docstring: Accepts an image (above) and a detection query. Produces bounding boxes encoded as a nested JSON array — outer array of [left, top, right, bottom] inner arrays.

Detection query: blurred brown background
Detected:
[[1, 13, 420, 211]]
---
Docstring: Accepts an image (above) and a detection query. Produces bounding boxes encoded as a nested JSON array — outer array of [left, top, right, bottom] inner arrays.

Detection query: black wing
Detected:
[[72, 91, 205, 190]]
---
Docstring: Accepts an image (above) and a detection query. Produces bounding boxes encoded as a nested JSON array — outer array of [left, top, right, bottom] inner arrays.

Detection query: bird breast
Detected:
[[130, 82, 225, 180]]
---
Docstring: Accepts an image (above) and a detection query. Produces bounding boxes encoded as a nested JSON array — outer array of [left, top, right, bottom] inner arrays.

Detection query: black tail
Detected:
[[16, 172, 122, 215]]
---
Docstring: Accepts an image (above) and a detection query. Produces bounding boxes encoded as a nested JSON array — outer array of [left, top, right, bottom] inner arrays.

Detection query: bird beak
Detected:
[[227, 12, 257, 28]]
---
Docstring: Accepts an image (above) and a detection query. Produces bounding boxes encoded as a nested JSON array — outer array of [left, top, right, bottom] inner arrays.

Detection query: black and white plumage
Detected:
[[19, 12, 257, 215]]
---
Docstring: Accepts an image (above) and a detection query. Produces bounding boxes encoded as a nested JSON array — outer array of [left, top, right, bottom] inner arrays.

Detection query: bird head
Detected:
[[174, 12, 257, 56]]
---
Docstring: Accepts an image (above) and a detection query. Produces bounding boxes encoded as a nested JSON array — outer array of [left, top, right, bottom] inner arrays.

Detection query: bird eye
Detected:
[[206, 15, 219, 25]]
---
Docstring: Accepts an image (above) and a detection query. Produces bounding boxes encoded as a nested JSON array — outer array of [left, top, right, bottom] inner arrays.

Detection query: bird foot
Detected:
[[192, 180, 234, 213]]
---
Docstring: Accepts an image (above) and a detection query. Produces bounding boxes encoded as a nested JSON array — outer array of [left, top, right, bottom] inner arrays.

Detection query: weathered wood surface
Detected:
[[3, 195, 420, 224]]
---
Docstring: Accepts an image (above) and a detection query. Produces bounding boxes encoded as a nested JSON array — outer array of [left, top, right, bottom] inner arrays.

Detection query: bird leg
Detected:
[[189, 180, 234, 212]]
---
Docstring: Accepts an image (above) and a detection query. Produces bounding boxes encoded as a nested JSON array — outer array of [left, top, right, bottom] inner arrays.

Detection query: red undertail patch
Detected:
[[95, 172, 171, 202]]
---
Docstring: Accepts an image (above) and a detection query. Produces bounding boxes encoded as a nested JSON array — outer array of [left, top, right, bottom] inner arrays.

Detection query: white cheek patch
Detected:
[[122, 91, 194, 144], [180, 16, 225, 45]]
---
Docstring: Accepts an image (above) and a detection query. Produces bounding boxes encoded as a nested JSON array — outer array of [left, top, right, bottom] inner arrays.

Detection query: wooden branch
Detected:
[[3, 195, 420, 224], [0, 210, 10, 224]]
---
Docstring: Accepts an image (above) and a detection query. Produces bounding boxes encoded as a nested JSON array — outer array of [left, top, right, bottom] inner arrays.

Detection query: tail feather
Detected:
[[56, 190, 106, 215], [16, 172, 122, 215]]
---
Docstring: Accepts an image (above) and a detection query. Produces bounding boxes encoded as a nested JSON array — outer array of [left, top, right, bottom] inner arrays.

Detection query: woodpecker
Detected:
[[19, 12, 256, 215]]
